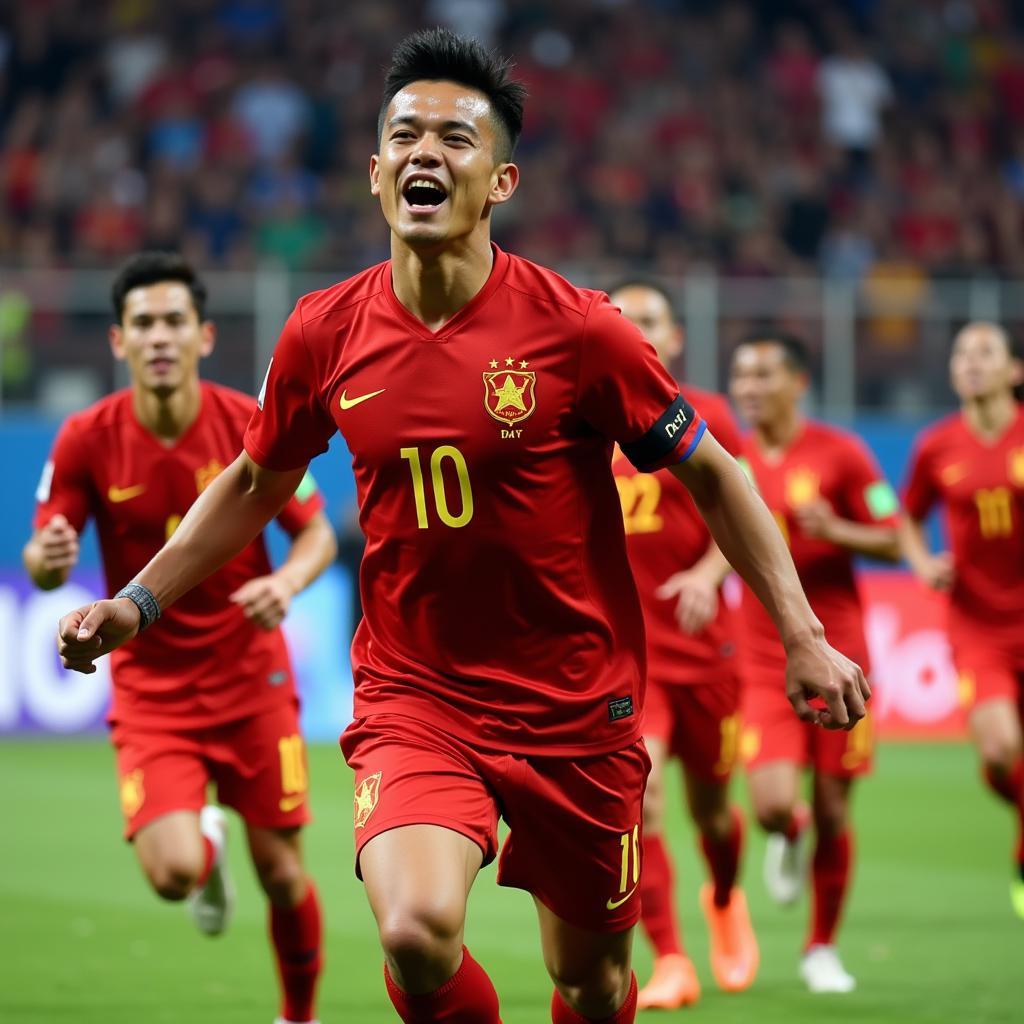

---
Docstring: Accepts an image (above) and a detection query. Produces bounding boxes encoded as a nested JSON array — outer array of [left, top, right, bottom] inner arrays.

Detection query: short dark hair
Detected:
[[608, 278, 679, 321], [735, 328, 810, 373], [379, 28, 527, 163], [111, 251, 208, 323]]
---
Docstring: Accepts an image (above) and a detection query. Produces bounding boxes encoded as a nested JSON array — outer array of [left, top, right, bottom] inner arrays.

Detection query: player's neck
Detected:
[[389, 234, 494, 331], [131, 379, 202, 445], [962, 390, 1017, 440], [756, 410, 803, 456]]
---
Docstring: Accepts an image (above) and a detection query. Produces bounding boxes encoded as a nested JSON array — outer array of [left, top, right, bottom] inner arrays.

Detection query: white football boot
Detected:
[[187, 805, 235, 936], [800, 944, 856, 993]]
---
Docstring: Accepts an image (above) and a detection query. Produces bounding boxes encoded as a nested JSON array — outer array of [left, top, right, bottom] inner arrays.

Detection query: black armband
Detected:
[[621, 393, 699, 471], [114, 582, 162, 631]]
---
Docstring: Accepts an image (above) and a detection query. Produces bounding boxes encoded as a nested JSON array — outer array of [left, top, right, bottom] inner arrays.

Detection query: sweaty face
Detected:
[[371, 80, 517, 249], [950, 325, 1018, 401], [111, 282, 212, 398], [611, 286, 682, 370], [729, 342, 805, 428]]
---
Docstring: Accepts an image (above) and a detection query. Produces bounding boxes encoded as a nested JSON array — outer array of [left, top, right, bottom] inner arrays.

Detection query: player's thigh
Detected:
[[497, 741, 650, 934], [110, 723, 208, 842], [133, 810, 206, 893], [641, 733, 668, 833], [209, 701, 311, 832], [969, 698, 1023, 767]]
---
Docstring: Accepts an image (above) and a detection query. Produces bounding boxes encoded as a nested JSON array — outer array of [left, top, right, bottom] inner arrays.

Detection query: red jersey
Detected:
[[35, 381, 324, 728], [614, 387, 742, 685], [738, 420, 899, 675], [902, 406, 1024, 646], [244, 245, 705, 756]]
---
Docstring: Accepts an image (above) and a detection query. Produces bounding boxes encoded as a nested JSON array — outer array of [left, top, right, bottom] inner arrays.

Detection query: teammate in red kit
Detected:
[[24, 253, 335, 1024], [55, 33, 869, 1024], [609, 282, 757, 1008], [900, 321, 1024, 919], [729, 330, 900, 993]]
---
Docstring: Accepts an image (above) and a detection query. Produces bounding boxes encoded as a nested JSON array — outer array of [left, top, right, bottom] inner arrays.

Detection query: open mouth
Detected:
[[402, 177, 448, 213]]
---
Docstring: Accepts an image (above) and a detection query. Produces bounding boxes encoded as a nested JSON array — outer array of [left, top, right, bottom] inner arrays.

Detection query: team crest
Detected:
[[353, 771, 382, 829], [483, 357, 536, 426], [1008, 448, 1024, 487], [119, 769, 145, 818], [785, 467, 820, 507], [195, 459, 225, 494]]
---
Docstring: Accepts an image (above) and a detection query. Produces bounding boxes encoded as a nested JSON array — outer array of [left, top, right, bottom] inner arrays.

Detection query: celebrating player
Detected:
[[729, 330, 900, 993], [900, 321, 1024, 919], [55, 32, 869, 1024], [610, 281, 757, 1008], [24, 252, 336, 1024]]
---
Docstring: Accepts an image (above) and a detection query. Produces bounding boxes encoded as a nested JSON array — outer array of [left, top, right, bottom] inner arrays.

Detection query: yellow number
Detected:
[[616, 474, 664, 534], [618, 823, 640, 893], [974, 486, 1013, 538], [840, 712, 873, 771], [278, 734, 308, 795], [165, 515, 182, 540], [401, 446, 474, 529], [715, 714, 740, 775]]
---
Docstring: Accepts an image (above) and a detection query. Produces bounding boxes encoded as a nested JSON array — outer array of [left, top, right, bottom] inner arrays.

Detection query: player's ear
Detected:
[[199, 319, 216, 358], [488, 162, 519, 208], [369, 154, 381, 196], [108, 323, 126, 362]]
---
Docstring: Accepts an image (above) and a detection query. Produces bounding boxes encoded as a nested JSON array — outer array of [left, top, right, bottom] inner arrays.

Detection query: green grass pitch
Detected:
[[0, 739, 1019, 1023]]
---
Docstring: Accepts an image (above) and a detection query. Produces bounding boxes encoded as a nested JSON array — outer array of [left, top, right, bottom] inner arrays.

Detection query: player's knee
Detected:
[[812, 802, 847, 838], [694, 804, 733, 842], [145, 856, 201, 901], [551, 961, 630, 1019], [377, 908, 464, 976], [980, 742, 1020, 776], [755, 801, 792, 834], [254, 853, 306, 907]]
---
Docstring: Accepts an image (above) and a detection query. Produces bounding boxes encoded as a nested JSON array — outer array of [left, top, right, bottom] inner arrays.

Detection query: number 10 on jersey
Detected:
[[401, 446, 474, 528]]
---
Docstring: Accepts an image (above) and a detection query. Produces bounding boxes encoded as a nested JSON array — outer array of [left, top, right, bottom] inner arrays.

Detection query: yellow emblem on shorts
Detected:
[[957, 671, 976, 708], [353, 771, 382, 829], [1008, 448, 1024, 487], [785, 467, 820, 508], [195, 459, 225, 494], [119, 769, 145, 818], [740, 726, 761, 764]]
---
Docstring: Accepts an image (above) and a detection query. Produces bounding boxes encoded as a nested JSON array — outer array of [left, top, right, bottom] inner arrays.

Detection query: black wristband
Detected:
[[114, 582, 162, 631]]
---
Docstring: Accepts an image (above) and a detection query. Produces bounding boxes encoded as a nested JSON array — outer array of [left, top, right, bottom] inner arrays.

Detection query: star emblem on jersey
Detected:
[[785, 467, 820, 508], [195, 459, 225, 494], [353, 771, 382, 829], [483, 356, 536, 427]]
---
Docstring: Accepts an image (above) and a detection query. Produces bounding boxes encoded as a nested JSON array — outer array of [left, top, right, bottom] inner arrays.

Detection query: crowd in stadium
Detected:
[[4, 0, 1024, 281]]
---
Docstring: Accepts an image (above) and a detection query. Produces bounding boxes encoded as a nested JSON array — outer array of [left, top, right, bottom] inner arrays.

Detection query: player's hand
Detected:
[[784, 633, 870, 731], [57, 598, 141, 674], [229, 574, 295, 631], [36, 514, 80, 572], [792, 499, 836, 541], [656, 568, 719, 635], [916, 551, 954, 591]]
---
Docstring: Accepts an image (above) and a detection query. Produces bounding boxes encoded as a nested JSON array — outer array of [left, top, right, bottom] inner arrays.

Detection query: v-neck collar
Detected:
[[382, 244, 510, 342], [960, 404, 1022, 449], [128, 381, 207, 454]]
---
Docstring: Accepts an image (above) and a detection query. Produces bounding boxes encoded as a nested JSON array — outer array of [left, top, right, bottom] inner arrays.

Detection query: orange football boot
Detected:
[[699, 883, 759, 992], [637, 953, 701, 1009]]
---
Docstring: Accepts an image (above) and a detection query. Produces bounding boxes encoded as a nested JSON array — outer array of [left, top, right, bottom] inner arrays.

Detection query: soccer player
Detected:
[[900, 321, 1024, 918], [729, 330, 900, 994], [24, 252, 336, 1024], [609, 281, 756, 1008], [55, 32, 870, 1024]]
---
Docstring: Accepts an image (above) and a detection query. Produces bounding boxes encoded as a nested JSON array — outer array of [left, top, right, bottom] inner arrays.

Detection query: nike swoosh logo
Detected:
[[606, 884, 639, 911], [339, 388, 386, 410], [278, 793, 306, 813], [108, 484, 146, 503]]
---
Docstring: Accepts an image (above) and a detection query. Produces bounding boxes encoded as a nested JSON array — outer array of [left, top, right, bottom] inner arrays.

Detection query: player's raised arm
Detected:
[[57, 452, 307, 672], [670, 431, 870, 730]]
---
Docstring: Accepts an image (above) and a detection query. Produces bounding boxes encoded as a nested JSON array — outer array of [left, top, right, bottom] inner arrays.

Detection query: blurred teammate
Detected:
[[23, 252, 336, 1024], [729, 330, 900, 993], [900, 322, 1024, 918], [610, 281, 757, 1008], [55, 32, 870, 1024]]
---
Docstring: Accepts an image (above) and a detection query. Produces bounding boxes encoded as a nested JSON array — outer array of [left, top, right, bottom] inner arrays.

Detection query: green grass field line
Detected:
[[0, 740, 1019, 1023]]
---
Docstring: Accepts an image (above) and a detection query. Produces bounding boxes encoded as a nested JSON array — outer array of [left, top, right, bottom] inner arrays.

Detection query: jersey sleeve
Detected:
[[838, 435, 900, 525], [578, 294, 705, 471], [902, 434, 938, 521], [274, 469, 326, 535], [244, 304, 336, 471], [32, 417, 94, 532]]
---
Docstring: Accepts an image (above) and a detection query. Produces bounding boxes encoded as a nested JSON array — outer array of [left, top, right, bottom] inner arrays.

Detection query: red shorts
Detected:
[[740, 667, 873, 778], [111, 700, 311, 840], [341, 714, 651, 933], [644, 676, 742, 782], [951, 637, 1024, 714]]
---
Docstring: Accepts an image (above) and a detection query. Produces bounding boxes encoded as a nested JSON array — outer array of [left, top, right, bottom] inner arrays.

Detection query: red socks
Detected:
[[984, 758, 1024, 870], [700, 806, 744, 908], [196, 835, 216, 888], [551, 974, 637, 1023], [807, 830, 852, 948], [270, 881, 323, 1023], [784, 803, 811, 842], [384, 946, 501, 1023], [639, 834, 683, 956]]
